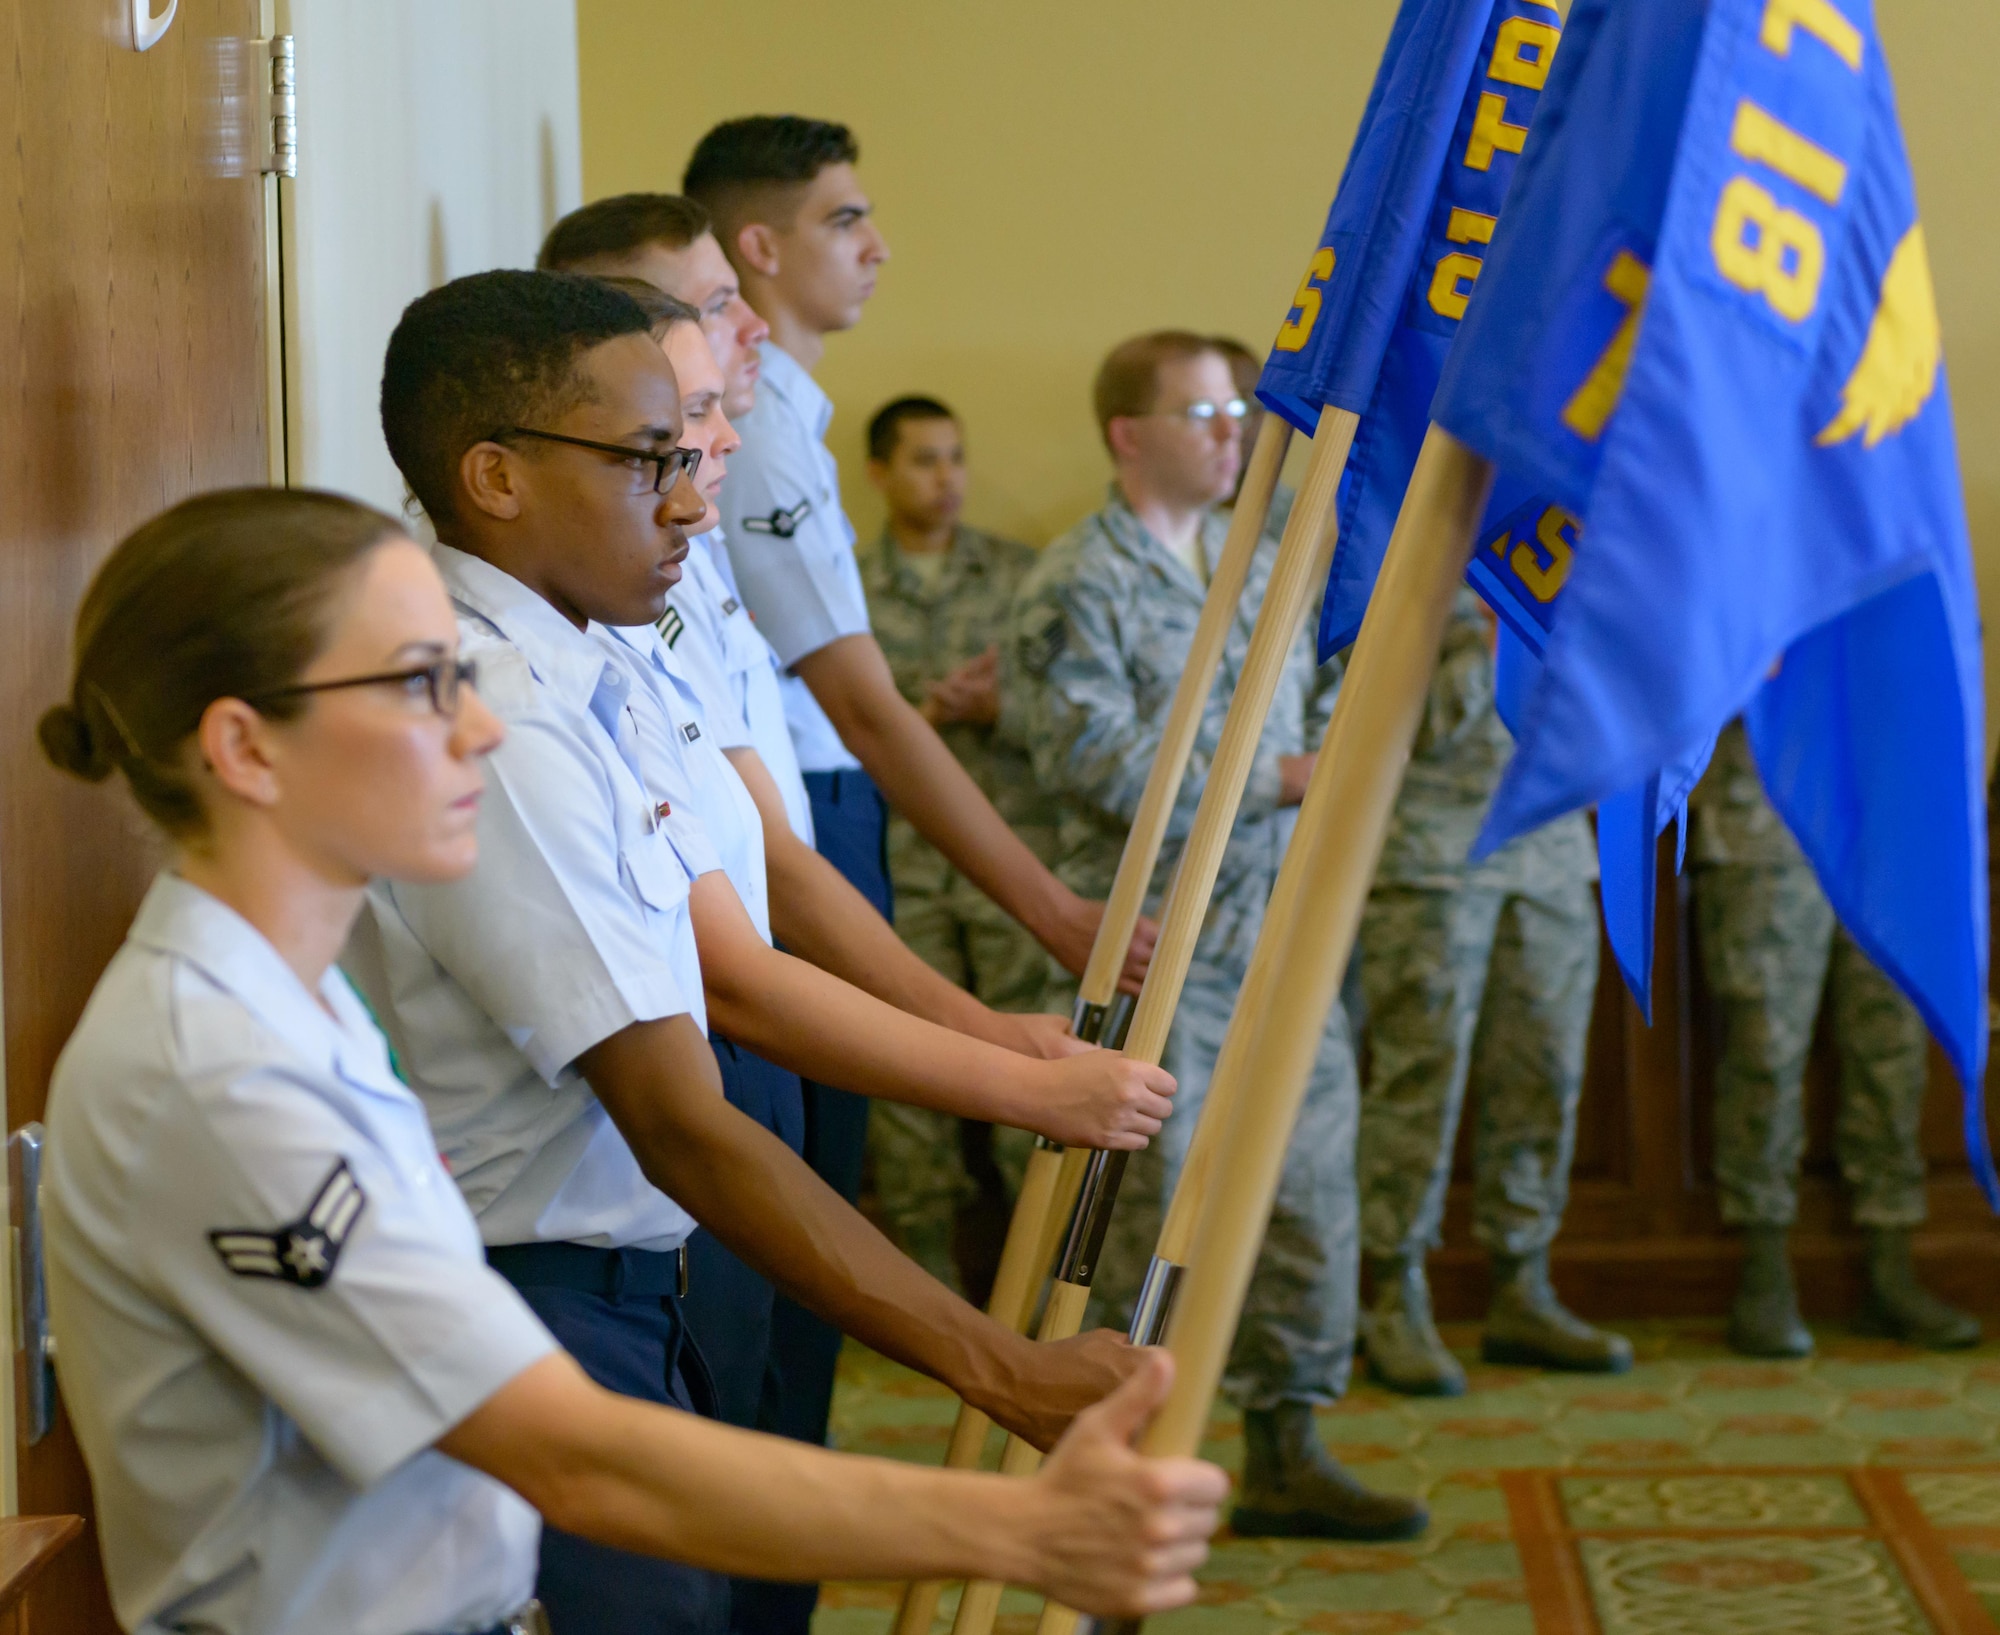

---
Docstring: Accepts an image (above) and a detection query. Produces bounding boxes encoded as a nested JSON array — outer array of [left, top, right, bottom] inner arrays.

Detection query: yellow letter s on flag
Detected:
[[1274, 248, 1337, 353]]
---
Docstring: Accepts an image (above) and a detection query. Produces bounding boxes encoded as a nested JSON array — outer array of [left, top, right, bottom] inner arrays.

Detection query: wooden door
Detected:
[[0, 2, 273, 1628]]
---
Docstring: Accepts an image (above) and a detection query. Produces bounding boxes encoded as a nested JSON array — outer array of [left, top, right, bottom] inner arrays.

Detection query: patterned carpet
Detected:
[[813, 1322, 2000, 1634]]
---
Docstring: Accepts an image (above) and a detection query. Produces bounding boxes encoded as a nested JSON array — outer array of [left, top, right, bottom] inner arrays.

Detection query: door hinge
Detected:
[[256, 35, 297, 177]]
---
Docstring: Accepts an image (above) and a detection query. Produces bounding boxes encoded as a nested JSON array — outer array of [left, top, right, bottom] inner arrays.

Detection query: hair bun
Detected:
[[37, 702, 114, 782]]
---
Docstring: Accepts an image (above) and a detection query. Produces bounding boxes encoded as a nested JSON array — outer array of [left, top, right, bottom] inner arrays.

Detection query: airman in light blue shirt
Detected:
[[346, 545, 717, 1254], [50, 877, 557, 1635]]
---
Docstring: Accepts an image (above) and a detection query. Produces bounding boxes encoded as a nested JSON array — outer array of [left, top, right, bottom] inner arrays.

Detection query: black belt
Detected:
[[485, 1241, 689, 1298]]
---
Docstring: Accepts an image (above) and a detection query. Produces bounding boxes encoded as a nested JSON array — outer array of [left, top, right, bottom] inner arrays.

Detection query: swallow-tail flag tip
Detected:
[[1430, 0, 1992, 1202]]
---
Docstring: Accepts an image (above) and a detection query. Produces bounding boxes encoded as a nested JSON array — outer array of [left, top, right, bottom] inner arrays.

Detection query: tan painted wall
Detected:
[[1878, 4, 2000, 764], [578, 0, 2000, 756], [577, 0, 1392, 545]]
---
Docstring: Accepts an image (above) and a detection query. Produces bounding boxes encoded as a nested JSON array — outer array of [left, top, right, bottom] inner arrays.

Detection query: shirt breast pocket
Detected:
[[622, 829, 691, 919], [720, 608, 766, 678]]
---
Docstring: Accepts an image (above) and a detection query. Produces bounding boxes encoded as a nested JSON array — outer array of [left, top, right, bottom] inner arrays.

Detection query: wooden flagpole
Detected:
[[891, 413, 1291, 1635], [1088, 426, 1494, 1635], [949, 407, 1361, 1635], [890, 1141, 1084, 1635]]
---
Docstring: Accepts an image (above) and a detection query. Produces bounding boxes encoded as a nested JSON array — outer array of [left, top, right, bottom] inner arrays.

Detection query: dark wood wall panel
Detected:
[[0, 4, 269, 1629], [1428, 837, 2000, 1323]]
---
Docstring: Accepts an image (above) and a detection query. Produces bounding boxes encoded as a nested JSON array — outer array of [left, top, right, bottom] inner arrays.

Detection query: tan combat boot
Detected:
[[1854, 1227, 1980, 1349], [1232, 1401, 1429, 1542], [1728, 1224, 1812, 1358], [1363, 1254, 1467, 1396], [1482, 1249, 1633, 1372]]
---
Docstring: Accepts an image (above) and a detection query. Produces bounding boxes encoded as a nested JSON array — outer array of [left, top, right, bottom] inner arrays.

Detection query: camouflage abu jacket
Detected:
[[861, 523, 1058, 871], [1006, 487, 1324, 976]]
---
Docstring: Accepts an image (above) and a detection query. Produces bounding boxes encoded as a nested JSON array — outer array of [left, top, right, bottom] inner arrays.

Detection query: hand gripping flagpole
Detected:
[[891, 411, 1291, 1635], [1087, 425, 1493, 1635], [949, 407, 1362, 1635]]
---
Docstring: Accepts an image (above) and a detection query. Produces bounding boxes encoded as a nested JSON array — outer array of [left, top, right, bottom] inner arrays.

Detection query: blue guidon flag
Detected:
[[1431, 0, 1993, 1201], [1269, 0, 1693, 1011]]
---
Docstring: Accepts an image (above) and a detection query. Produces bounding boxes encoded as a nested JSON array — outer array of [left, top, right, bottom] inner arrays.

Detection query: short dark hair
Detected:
[[1208, 335, 1262, 402], [40, 488, 405, 836], [380, 269, 652, 525], [1092, 330, 1225, 447], [683, 116, 859, 236], [867, 395, 956, 462], [591, 276, 701, 339], [538, 193, 712, 272]]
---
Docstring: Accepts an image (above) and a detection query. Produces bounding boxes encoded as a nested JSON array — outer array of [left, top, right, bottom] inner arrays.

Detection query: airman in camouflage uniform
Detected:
[[861, 515, 1055, 1289], [1013, 494, 1421, 1548], [1354, 592, 1627, 1396], [1689, 719, 1978, 1356], [1014, 492, 1345, 1347], [1010, 330, 1427, 1542]]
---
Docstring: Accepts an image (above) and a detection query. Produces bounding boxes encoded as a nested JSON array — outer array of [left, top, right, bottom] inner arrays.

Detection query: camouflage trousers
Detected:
[[1071, 955, 1361, 1411], [868, 846, 1049, 1291], [1692, 860, 1929, 1228], [1356, 878, 1599, 1261]]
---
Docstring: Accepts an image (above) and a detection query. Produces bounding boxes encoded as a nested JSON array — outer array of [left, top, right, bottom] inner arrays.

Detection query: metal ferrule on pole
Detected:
[[1102, 991, 1135, 1050], [1053, 1150, 1130, 1288], [1070, 994, 1107, 1044], [1125, 1255, 1186, 1347], [1070, 989, 1136, 1049]]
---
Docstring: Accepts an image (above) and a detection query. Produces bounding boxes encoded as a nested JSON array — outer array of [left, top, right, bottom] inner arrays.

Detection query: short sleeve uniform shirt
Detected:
[[657, 528, 816, 846], [717, 340, 867, 775], [343, 546, 717, 1254], [45, 873, 556, 1635]]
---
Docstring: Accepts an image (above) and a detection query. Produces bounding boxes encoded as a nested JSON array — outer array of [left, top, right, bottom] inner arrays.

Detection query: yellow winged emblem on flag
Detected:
[[1816, 224, 1940, 449]]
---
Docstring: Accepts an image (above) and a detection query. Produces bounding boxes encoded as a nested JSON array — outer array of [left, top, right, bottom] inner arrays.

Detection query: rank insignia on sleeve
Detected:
[[658, 606, 685, 648], [740, 498, 813, 539], [209, 1159, 367, 1289]]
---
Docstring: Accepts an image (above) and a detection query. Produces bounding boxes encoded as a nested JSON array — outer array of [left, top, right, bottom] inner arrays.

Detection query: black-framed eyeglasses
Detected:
[[500, 427, 702, 494], [247, 657, 479, 718]]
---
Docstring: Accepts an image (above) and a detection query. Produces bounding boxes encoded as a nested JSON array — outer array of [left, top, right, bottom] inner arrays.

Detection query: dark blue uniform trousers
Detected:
[[681, 1035, 805, 1429], [735, 766, 893, 1635], [488, 1244, 730, 1635]]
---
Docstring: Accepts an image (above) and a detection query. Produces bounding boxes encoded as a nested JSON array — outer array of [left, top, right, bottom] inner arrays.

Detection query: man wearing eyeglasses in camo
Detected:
[[1005, 331, 1427, 1542]]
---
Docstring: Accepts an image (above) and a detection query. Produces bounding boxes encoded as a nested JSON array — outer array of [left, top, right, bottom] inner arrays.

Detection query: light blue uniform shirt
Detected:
[[45, 873, 555, 1635], [598, 617, 773, 945], [345, 546, 718, 1254], [658, 527, 816, 846], [719, 340, 867, 775]]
